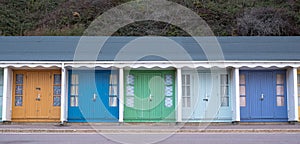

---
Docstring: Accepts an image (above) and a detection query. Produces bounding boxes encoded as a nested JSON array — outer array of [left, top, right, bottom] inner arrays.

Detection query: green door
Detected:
[[124, 70, 175, 122]]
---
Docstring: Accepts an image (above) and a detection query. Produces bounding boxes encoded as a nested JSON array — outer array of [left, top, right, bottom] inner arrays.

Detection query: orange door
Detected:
[[12, 70, 61, 122], [12, 72, 26, 119]]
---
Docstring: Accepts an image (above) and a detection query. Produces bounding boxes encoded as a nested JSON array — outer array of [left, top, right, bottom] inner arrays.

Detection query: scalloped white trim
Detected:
[[0, 61, 299, 69]]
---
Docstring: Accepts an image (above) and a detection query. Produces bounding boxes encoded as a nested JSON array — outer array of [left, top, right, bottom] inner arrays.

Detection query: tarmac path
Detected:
[[0, 133, 299, 144]]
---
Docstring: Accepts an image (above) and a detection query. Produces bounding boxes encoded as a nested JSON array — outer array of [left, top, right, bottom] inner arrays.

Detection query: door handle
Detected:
[[149, 94, 152, 102], [203, 93, 208, 101], [260, 93, 264, 101], [93, 93, 97, 102], [36, 94, 41, 101]]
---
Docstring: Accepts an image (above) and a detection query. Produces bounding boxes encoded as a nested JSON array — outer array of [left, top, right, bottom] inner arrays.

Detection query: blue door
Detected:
[[68, 70, 119, 122], [240, 70, 288, 122]]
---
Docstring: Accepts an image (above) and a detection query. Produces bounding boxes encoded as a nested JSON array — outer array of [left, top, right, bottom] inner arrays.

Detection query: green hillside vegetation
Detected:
[[0, 0, 299, 36]]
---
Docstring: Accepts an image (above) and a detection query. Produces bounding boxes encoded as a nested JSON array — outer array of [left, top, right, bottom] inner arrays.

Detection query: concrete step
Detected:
[[1, 122, 300, 134], [1, 128, 300, 134]]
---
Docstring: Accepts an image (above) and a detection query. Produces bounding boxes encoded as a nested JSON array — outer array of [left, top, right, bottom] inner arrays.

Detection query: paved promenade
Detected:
[[0, 122, 299, 133]]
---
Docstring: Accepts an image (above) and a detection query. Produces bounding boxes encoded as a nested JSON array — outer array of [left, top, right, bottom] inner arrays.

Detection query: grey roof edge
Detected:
[[0, 36, 300, 61]]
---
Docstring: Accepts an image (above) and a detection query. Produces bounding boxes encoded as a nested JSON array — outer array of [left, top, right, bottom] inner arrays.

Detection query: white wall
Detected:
[[231, 68, 240, 122], [0, 69, 3, 120], [118, 68, 124, 122], [2, 67, 12, 121], [286, 67, 298, 121], [176, 68, 182, 122], [60, 67, 68, 123]]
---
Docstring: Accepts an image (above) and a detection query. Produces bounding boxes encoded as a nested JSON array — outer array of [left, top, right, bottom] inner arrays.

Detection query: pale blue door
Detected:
[[193, 72, 212, 120], [182, 71, 231, 122]]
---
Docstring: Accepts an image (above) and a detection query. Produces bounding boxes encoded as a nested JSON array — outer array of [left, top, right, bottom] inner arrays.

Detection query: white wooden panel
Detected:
[[0, 69, 2, 120], [119, 68, 124, 122], [231, 68, 240, 122], [60, 67, 67, 123], [176, 68, 182, 122], [2, 67, 12, 121], [286, 68, 298, 121]]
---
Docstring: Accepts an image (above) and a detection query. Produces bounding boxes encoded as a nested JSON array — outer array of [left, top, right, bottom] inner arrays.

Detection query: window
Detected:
[[276, 74, 285, 106], [165, 74, 173, 108], [53, 74, 61, 106], [109, 74, 118, 107], [126, 74, 134, 107], [239, 74, 246, 107], [15, 74, 23, 106], [70, 74, 79, 107], [220, 74, 229, 107], [182, 74, 191, 108]]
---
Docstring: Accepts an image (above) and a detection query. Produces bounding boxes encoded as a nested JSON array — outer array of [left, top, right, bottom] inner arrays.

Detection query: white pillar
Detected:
[[118, 68, 124, 122], [232, 68, 240, 122], [0, 69, 3, 121], [60, 66, 67, 123], [2, 67, 12, 122], [176, 68, 182, 122], [286, 67, 298, 122]]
